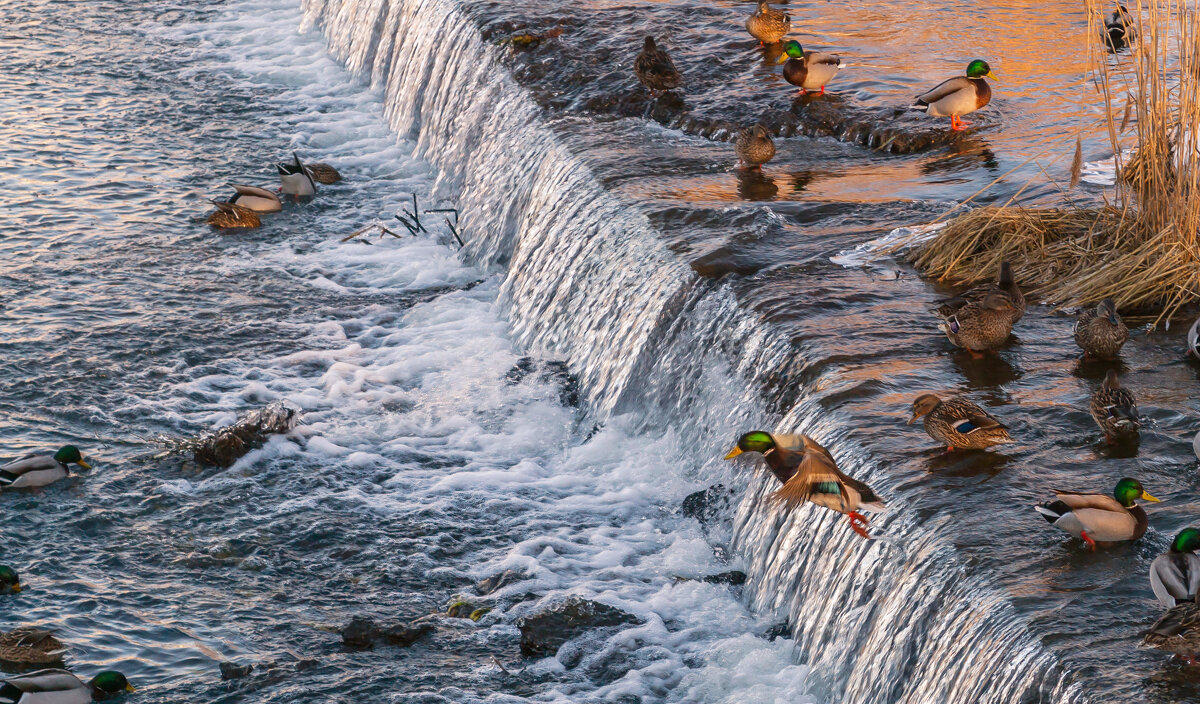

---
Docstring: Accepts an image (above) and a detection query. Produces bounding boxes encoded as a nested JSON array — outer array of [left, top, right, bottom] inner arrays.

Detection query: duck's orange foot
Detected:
[[946, 445, 957, 452], [818, 85, 826, 95], [1081, 531, 1097, 551], [847, 511, 871, 539]]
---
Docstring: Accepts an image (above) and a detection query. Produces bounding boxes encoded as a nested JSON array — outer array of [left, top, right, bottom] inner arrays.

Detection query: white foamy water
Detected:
[[143, 2, 815, 700]]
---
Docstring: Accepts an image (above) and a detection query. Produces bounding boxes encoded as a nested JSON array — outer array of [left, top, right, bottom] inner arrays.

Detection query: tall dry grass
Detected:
[[910, 0, 1200, 322]]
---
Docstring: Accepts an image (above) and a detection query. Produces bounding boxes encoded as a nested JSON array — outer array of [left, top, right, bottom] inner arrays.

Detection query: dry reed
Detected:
[[909, 0, 1200, 322]]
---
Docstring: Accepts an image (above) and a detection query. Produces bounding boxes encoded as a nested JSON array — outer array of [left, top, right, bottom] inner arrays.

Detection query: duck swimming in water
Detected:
[[277, 152, 317, 198], [1035, 477, 1159, 550], [1074, 298, 1128, 360], [226, 184, 282, 213], [634, 36, 682, 96], [206, 200, 261, 229], [1089, 370, 1140, 443], [912, 59, 997, 131], [734, 125, 775, 170], [745, 0, 790, 45], [0, 668, 133, 702], [909, 394, 1013, 451], [724, 431, 885, 538], [0, 567, 19, 595], [1145, 528, 1200, 662], [0, 446, 91, 491]]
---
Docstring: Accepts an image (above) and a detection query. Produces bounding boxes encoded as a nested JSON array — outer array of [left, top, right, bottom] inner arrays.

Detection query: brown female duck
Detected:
[[724, 431, 885, 538], [932, 261, 1025, 325], [634, 37, 682, 95], [1074, 298, 1128, 360], [1089, 369, 1139, 442], [207, 200, 261, 229], [306, 163, 343, 184], [908, 394, 1013, 451], [935, 290, 1017, 356], [745, 0, 790, 45], [0, 627, 66, 669], [734, 125, 775, 170]]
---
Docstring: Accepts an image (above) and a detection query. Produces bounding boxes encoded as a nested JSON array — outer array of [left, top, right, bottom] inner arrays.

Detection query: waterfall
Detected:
[[300, 0, 1089, 701]]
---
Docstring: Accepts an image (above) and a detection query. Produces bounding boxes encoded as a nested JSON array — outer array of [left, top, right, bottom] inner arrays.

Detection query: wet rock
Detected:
[[681, 484, 735, 526], [379, 623, 434, 648], [341, 616, 433, 650], [294, 658, 319, 672], [763, 622, 791, 641], [174, 400, 301, 468], [341, 616, 377, 649], [469, 607, 492, 622], [504, 358, 580, 407], [446, 600, 476, 618], [517, 597, 640, 658], [219, 661, 253, 680], [701, 570, 747, 585], [475, 568, 530, 596]]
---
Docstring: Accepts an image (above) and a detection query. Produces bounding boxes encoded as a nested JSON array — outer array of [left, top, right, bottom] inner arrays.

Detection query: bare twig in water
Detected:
[[444, 217, 465, 248]]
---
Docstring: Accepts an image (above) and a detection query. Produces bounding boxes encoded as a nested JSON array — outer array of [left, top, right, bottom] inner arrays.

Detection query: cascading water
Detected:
[[300, 0, 1109, 702]]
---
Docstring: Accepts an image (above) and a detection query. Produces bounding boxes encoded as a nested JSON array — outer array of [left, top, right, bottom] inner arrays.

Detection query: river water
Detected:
[[2, 0, 1199, 702]]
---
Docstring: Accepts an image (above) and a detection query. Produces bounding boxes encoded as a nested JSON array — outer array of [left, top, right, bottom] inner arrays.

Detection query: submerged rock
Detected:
[[702, 570, 747, 585], [341, 616, 377, 649], [517, 597, 640, 658], [475, 568, 530, 596], [341, 616, 433, 650], [182, 401, 300, 468], [219, 661, 253, 680], [681, 484, 735, 527]]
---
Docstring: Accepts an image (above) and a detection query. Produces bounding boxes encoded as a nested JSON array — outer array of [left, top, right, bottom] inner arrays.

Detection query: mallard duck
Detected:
[[277, 153, 317, 198], [0, 446, 91, 491], [932, 261, 1025, 325], [634, 37, 682, 95], [1150, 527, 1200, 608], [1187, 316, 1199, 358], [745, 0, 790, 45], [1144, 602, 1200, 663], [0, 566, 20, 594], [934, 290, 1017, 356], [776, 40, 843, 95], [305, 163, 342, 185], [911, 59, 997, 131], [1073, 298, 1128, 360], [735, 125, 775, 170], [0, 669, 133, 703], [1090, 369, 1139, 442], [1035, 477, 1159, 549], [206, 200, 260, 229], [0, 628, 66, 669], [226, 184, 282, 213], [724, 431, 885, 538], [1104, 6, 1137, 50], [908, 394, 1013, 451]]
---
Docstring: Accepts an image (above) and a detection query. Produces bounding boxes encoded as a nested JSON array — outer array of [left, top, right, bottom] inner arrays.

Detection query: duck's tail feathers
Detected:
[[860, 500, 886, 512], [1035, 502, 1068, 523], [910, 101, 930, 112]]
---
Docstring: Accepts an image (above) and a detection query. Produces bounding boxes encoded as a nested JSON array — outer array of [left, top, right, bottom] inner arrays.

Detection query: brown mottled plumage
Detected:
[[746, 0, 791, 45], [932, 261, 1025, 325], [207, 200, 261, 229], [909, 394, 1013, 451], [306, 163, 343, 184], [735, 124, 775, 170], [634, 36, 682, 94], [0, 628, 66, 669], [1144, 602, 1200, 658], [935, 290, 1016, 355], [1090, 370, 1139, 441], [1074, 298, 1128, 360]]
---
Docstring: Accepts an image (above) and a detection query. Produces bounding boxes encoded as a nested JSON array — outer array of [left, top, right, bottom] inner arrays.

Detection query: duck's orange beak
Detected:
[[1142, 490, 1161, 503], [987, 70, 999, 81], [724, 447, 743, 460]]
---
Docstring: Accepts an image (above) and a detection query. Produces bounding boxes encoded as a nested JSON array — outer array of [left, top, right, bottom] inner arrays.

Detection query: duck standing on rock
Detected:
[[911, 59, 997, 132], [1145, 528, 1200, 662], [634, 37, 682, 96], [935, 290, 1018, 356], [777, 40, 844, 95], [0, 446, 91, 491], [0, 668, 133, 702], [734, 125, 775, 170], [1090, 370, 1140, 442], [746, 0, 790, 46], [909, 394, 1013, 451], [1074, 298, 1128, 360], [724, 431, 885, 538], [1035, 477, 1159, 550], [278, 152, 317, 198]]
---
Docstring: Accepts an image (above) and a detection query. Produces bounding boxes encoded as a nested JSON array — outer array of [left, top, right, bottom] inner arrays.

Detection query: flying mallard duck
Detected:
[[0, 669, 133, 703], [1104, 6, 1137, 51], [226, 184, 282, 213], [305, 163, 342, 185], [0, 628, 66, 669], [908, 394, 1013, 451], [911, 59, 997, 131], [934, 290, 1017, 356], [206, 200, 260, 229], [932, 261, 1025, 325], [1187, 316, 1199, 358], [634, 37, 682, 96], [746, 0, 790, 45], [1074, 298, 1128, 360], [0, 446, 91, 491], [1035, 477, 1159, 549], [734, 125, 775, 170], [0, 567, 19, 595], [277, 152, 317, 198], [1151, 527, 1200, 608], [776, 40, 844, 95], [1090, 370, 1139, 442], [724, 431, 885, 538]]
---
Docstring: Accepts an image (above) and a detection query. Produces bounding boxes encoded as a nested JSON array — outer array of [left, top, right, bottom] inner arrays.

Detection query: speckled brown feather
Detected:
[[1074, 300, 1128, 360], [919, 396, 1012, 450], [746, 0, 791, 44]]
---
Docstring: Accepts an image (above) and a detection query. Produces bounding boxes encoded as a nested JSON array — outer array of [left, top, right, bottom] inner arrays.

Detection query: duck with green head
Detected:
[[0, 567, 20, 595], [724, 431, 885, 538], [776, 40, 844, 95], [1034, 477, 1159, 550], [0, 668, 133, 702], [0, 446, 91, 491], [911, 59, 997, 131], [1146, 528, 1200, 662]]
